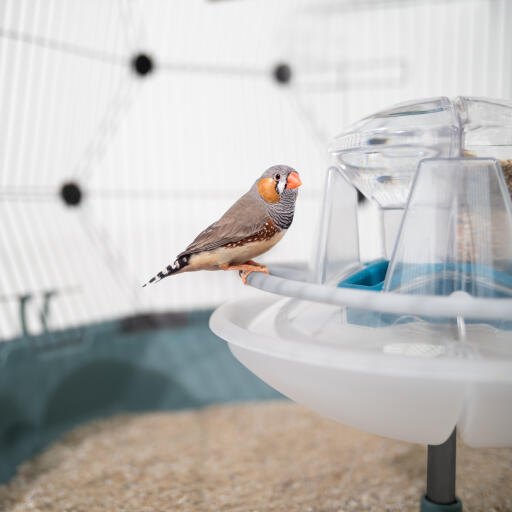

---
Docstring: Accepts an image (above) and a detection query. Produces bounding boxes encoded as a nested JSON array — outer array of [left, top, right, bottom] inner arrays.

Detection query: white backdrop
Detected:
[[1, 0, 512, 339]]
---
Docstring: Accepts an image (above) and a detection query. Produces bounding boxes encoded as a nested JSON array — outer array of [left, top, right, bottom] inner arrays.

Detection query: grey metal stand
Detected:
[[420, 429, 462, 511]]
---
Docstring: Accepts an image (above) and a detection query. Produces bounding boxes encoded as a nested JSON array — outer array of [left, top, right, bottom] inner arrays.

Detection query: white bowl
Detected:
[[210, 294, 512, 447]]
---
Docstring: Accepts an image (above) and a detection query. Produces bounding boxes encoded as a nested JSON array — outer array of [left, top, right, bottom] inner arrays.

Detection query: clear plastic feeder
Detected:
[[210, 97, 512, 451], [315, 96, 512, 282]]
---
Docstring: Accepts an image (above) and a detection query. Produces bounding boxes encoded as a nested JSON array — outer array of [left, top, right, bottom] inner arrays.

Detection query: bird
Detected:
[[143, 165, 302, 286]]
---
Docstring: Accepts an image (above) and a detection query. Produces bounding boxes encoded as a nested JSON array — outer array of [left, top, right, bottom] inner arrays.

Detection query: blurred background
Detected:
[[1, 0, 512, 486]]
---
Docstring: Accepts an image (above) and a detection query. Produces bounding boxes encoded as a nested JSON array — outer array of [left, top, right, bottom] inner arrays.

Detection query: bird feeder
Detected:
[[210, 97, 512, 512]]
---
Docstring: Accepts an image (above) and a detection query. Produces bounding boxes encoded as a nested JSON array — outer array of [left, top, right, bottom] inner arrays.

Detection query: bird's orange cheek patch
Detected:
[[257, 178, 280, 203]]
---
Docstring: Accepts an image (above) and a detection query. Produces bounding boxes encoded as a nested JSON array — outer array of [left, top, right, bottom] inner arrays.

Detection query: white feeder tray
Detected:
[[210, 274, 512, 447]]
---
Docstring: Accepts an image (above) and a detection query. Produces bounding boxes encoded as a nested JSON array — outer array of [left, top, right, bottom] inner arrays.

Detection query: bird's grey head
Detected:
[[254, 165, 302, 229]]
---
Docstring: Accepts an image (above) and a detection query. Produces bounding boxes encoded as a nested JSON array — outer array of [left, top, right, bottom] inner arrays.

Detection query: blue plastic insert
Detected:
[[338, 259, 389, 291], [337, 260, 512, 329]]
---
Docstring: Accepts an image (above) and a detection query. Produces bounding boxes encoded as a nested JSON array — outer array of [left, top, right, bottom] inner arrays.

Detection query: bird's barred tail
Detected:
[[142, 255, 190, 287]]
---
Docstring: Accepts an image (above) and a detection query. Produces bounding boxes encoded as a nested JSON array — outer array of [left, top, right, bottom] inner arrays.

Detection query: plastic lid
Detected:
[[329, 96, 512, 208]]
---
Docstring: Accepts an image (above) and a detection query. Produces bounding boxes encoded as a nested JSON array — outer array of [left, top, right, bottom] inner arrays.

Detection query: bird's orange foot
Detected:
[[239, 266, 269, 284], [220, 262, 269, 284]]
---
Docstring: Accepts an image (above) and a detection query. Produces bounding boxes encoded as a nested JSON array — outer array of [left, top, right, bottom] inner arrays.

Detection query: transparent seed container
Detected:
[[316, 96, 512, 283]]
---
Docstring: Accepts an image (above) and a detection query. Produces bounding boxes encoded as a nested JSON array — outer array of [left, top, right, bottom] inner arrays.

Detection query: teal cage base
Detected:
[[421, 495, 463, 512], [0, 310, 282, 484]]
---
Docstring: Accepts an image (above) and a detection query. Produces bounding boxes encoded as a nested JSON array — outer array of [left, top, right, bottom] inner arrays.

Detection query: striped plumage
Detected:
[[143, 165, 301, 286]]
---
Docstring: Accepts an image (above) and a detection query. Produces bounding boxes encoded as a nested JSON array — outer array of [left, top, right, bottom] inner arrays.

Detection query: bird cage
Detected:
[[2, 0, 512, 506], [210, 96, 512, 511]]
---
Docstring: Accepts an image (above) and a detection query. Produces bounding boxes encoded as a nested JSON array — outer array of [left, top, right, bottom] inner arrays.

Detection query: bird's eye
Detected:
[[275, 174, 281, 181]]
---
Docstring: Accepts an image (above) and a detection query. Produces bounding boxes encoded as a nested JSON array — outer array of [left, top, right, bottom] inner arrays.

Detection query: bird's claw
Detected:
[[238, 266, 269, 285]]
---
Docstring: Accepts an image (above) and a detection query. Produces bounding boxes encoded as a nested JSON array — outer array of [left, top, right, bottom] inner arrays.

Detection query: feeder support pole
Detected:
[[422, 428, 462, 511]]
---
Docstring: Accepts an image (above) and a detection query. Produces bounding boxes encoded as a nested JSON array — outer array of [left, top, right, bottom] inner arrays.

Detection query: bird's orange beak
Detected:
[[286, 171, 302, 189]]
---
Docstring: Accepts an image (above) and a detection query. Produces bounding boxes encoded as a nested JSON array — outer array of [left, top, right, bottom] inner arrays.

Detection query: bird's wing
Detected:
[[178, 192, 268, 257]]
